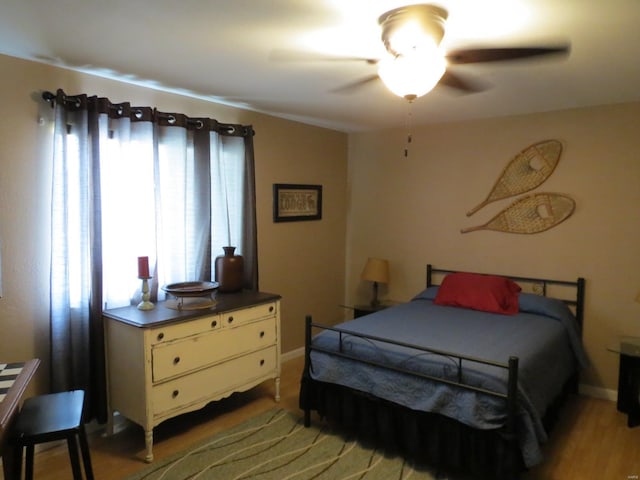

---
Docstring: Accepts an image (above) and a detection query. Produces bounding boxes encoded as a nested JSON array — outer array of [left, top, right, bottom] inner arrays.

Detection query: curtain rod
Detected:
[[41, 90, 255, 137]]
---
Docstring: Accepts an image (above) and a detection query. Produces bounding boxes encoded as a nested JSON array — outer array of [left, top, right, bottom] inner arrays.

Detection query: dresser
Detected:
[[103, 291, 281, 462]]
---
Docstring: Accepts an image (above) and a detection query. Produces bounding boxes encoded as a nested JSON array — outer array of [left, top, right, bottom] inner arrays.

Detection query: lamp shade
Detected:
[[361, 258, 390, 284]]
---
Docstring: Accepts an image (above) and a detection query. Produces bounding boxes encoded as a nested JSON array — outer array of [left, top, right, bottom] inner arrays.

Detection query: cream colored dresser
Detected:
[[103, 291, 281, 462]]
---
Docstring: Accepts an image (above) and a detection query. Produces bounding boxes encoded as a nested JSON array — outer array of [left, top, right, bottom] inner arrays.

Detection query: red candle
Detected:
[[137, 256, 150, 278]]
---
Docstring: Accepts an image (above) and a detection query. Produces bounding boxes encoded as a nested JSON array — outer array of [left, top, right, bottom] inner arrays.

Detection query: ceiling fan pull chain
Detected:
[[404, 99, 413, 158]]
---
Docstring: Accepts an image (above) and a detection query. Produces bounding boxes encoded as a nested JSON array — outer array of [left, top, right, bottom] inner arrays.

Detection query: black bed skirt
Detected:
[[299, 376, 525, 480]]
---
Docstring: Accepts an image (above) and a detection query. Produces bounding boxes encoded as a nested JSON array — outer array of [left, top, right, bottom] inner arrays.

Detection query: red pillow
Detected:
[[434, 272, 521, 315]]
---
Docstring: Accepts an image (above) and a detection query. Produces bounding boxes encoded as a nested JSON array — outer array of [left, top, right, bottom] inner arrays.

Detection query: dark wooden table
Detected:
[[609, 337, 640, 427], [0, 359, 40, 478]]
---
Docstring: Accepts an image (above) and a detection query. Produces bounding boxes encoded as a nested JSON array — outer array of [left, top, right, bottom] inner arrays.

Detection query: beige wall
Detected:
[[0, 54, 348, 395], [346, 102, 640, 393]]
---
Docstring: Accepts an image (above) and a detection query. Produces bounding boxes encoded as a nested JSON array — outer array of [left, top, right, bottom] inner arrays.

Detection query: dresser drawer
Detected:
[[151, 317, 276, 382], [152, 345, 277, 415], [149, 314, 221, 345], [219, 301, 277, 328]]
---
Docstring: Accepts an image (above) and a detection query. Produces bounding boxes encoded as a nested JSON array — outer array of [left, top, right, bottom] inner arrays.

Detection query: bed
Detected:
[[299, 265, 587, 479]]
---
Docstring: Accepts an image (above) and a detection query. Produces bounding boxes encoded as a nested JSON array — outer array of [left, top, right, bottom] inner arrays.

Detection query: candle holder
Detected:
[[137, 277, 155, 311]]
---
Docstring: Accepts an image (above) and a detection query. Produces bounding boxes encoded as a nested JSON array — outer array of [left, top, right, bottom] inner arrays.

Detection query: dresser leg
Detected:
[[275, 377, 281, 402], [144, 429, 154, 463]]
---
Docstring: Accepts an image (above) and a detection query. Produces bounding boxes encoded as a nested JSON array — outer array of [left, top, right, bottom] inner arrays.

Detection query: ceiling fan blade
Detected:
[[269, 49, 379, 64], [438, 70, 487, 93], [446, 45, 569, 64], [330, 74, 380, 94]]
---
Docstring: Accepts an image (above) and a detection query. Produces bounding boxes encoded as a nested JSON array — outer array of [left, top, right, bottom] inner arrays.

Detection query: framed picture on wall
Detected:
[[273, 184, 322, 222]]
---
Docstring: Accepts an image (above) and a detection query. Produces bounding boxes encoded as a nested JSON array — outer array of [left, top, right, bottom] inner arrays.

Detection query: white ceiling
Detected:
[[1, 0, 639, 132]]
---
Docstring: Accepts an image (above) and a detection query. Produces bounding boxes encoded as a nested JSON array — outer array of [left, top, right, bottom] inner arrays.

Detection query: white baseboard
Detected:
[[579, 383, 617, 402], [281, 347, 304, 363]]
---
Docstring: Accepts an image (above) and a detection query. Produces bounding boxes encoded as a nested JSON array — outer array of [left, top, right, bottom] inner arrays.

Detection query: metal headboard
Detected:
[[426, 264, 585, 330]]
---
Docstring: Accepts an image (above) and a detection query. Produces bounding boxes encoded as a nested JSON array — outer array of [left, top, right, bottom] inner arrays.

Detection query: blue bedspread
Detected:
[[309, 290, 588, 468]]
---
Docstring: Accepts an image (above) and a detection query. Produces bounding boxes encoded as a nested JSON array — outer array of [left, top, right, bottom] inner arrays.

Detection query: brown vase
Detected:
[[215, 246, 244, 292]]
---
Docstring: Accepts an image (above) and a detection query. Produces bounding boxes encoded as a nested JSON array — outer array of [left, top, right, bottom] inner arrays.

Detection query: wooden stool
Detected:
[[11, 390, 94, 480]]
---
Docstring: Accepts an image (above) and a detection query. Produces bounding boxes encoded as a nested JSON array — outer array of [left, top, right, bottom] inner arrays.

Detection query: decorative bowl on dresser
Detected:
[[103, 290, 281, 462]]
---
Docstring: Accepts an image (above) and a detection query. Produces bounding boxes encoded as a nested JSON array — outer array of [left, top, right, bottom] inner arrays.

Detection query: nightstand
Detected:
[[341, 304, 389, 319], [608, 336, 640, 427]]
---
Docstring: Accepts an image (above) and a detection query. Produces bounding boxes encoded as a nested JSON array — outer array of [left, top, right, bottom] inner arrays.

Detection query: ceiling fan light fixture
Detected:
[[377, 49, 446, 100], [386, 19, 431, 56], [379, 4, 448, 57]]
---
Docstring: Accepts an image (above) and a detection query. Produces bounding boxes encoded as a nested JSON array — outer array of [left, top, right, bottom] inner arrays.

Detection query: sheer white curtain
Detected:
[[47, 90, 257, 420], [100, 116, 156, 308], [211, 133, 246, 258]]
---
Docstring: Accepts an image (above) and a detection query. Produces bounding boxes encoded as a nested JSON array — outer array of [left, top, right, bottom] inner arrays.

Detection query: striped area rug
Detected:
[[126, 408, 439, 480]]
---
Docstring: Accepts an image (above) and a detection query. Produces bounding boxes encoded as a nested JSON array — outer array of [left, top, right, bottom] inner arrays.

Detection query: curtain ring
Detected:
[[195, 120, 204, 129], [135, 109, 143, 119], [74, 97, 81, 108], [42, 91, 56, 103], [226, 126, 235, 134], [168, 115, 176, 124]]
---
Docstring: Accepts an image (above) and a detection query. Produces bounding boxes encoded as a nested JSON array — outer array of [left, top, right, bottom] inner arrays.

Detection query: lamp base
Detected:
[[370, 281, 380, 308]]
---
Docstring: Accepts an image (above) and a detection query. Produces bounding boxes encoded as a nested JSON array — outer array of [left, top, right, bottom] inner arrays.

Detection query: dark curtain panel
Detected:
[[241, 132, 259, 291]]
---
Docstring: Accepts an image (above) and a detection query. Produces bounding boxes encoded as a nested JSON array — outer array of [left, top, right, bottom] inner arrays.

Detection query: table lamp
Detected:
[[361, 258, 390, 307]]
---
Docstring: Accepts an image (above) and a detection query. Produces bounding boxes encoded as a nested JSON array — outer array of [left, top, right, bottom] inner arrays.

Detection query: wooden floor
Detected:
[[2, 355, 639, 479]]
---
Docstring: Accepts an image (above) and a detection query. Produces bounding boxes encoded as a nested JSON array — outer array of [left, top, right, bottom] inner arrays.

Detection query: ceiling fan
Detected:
[[273, 4, 570, 101]]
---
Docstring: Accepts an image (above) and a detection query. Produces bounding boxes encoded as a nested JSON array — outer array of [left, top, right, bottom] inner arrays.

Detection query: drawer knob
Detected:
[[173, 356, 180, 365], [157, 332, 165, 341], [260, 331, 265, 338], [260, 359, 265, 366], [172, 390, 179, 398], [269, 306, 274, 313], [211, 320, 217, 328], [227, 316, 234, 324]]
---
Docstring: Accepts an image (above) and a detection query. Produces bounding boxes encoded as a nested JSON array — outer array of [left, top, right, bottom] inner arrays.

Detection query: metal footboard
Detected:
[[302, 315, 519, 444]]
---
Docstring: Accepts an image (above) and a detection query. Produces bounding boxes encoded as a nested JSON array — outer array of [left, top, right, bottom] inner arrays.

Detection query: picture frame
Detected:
[[273, 183, 322, 222]]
